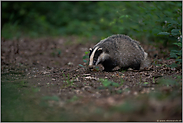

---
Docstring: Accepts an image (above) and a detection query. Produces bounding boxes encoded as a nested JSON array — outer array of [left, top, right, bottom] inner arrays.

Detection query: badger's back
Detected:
[[93, 34, 147, 70]]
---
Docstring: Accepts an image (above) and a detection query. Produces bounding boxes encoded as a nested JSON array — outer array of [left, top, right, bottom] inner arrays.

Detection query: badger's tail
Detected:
[[144, 52, 148, 60], [140, 52, 151, 69]]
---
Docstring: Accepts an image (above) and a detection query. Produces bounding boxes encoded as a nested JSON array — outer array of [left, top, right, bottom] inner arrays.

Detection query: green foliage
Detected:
[[99, 78, 119, 88], [51, 48, 61, 57], [111, 101, 139, 113], [157, 76, 182, 87], [169, 38, 182, 66], [78, 64, 84, 67], [62, 73, 74, 87], [98, 78, 124, 94], [158, 12, 182, 67], [1, 79, 75, 121], [143, 82, 149, 85], [120, 78, 125, 86], [67, 95, 79, 103], [31, 87, 41, 92], [2, 1, 182, 47], [79, 51, 89, 68], [41, 95, 60, 102], [83, 51, 89, 63], [2, 82, 29, 121]]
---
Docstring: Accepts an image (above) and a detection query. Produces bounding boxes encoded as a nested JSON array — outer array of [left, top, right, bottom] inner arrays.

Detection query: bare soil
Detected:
[[1, 37, 182, 121]]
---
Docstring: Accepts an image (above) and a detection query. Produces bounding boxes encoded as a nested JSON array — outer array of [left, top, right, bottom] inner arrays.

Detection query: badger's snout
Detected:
[[88, 65, 93, 69]]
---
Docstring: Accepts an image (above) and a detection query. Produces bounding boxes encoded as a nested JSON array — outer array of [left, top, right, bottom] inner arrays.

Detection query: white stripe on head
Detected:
[[89, 46, 99, 66]]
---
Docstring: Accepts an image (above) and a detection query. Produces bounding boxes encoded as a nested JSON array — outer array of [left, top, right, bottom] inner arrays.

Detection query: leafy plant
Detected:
[[62, 73, 74, 87], [143, 82, 149, 85], [156, 2, 182, 67], [83, 51, 89, 64], [79, 51, 89, 68], [31, 87, 41, 92], [158, 21, 182, 68], [41, 95, 60, 102], [157, 77, 181, 87], [169, 37, 182, 66], [51, 48, 61, 57], [111, 101, 139, 113], [120, 78, 125, 86], [78, 64, 84, 67], [99, 78, 119, 88], [67, 95, 79, 103]]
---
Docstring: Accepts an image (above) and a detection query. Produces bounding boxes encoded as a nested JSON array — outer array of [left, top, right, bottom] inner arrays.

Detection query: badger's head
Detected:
[[88, 46, 109, 69]]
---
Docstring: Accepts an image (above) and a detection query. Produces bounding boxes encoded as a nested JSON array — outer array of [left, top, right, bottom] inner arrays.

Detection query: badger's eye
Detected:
[[93, 56, 98, 64], [93, 59, 97, 65]]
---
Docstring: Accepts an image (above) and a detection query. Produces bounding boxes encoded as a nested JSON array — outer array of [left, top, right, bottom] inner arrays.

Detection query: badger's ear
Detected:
[[98, 48, 103, 51], [89, 48, 92, 51]]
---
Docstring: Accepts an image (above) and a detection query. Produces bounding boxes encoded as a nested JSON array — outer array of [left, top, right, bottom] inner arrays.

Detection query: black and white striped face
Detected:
[[89, 46, 109, 69], [89, 46, 103, 68]]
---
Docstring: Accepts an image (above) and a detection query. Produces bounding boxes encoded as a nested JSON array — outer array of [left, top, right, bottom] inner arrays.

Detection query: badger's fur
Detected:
[[89, 34, 150, 71]]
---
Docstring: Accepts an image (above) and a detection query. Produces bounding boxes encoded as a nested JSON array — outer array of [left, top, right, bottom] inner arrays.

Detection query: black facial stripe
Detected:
[[93, 49, 102, 65]]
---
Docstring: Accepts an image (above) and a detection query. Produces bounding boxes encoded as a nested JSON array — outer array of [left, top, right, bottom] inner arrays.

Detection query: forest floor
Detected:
[[1, 36, 182, 122]]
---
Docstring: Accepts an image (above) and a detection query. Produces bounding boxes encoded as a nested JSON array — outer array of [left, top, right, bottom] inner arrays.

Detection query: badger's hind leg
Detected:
[[132, 63, 140, 70]]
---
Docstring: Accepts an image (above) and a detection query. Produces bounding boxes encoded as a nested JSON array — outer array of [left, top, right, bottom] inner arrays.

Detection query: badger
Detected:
[[88, 34, 149, 71]]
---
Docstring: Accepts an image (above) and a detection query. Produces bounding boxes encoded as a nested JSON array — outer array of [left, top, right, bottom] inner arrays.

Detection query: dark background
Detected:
[[2, 1, 182, 47]]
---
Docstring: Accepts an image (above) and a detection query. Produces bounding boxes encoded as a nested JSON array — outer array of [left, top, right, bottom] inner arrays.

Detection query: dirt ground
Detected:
[[1, 36, 182, 121]]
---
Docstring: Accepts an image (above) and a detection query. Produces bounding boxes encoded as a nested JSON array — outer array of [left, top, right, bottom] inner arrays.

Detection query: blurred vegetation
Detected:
[[2, 1, 182, 46], [2, 73, 181, 121]]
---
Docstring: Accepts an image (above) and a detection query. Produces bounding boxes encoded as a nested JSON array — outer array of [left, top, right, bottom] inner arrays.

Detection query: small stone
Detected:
[[133, 91, 138, 95], [43, 71, 50, 74], [74, 89, 82, 94], [68, 62, 74, 66], [82, 86, 92, 91], [74, 77, 79, 82], [84, 76, 99, 80], [107, 97, 115, 105], [83, 74, 91, 76], [58, 101, 65, 107], [171, 68, 176, 71]]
